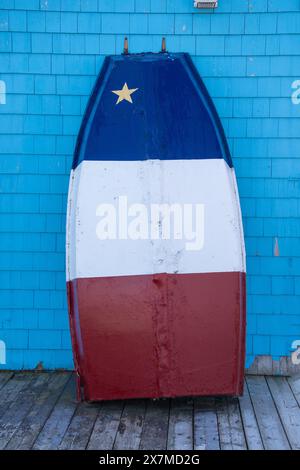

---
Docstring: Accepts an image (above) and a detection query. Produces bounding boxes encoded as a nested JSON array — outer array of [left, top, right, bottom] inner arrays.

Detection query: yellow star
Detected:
[[111, 82, 138, 104]]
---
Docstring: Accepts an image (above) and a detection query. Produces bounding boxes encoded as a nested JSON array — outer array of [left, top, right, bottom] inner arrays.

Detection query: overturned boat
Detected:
[[66, 49, 246, 401]]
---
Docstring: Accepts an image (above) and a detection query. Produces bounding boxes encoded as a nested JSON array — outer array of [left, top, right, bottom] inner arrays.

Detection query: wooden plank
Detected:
[[32, 374, 77, 450], [167, 397, 193, 451], [0, 372, 13, 391], [139, 399, 169, 450], [246, 376, 290, 450], [216, 397, 247, 450], [288, 375, 300, 407], [267, 377, 300, 450], [194, 397, 220, 450], [114, 400, 146, 450], [5, 372, 71, 450], [238, 380, 264, 450], [0, 372, 33, 419], [0, 373, 48, 450], [88, 401, 124, 450], [59, 401, 100, 450]]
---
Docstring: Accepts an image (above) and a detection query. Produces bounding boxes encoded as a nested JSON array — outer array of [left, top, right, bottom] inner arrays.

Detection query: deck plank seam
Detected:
[[287, 376, 300, 408], [112, 400, 126, 450], [240, 379, 265, 450], [29, 373, 74, 450], [4, 372, 53, 450], [236, 396, 249, 450], [264, 376, 292, 450], [83, 403, 103, 450]]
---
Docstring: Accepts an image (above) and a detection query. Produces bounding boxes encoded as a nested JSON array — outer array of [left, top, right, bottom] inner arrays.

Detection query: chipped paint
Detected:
[[246, 355, 300, 376], [274, 237, 280, 257]]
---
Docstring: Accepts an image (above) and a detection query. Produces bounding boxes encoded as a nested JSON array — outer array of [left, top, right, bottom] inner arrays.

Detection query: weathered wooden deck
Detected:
[[0, 372, 299, 450]]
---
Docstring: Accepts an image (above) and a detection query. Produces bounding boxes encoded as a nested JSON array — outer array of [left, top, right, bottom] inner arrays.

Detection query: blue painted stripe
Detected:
[[73, 53, 232, 169]]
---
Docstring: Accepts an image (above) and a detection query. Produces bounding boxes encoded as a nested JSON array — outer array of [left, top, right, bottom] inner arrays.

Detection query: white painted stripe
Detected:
[[66, 159, 245, 280]]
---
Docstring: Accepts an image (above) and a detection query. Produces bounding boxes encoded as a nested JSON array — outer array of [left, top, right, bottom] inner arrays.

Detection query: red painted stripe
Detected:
[[67, 271, 246, 401]]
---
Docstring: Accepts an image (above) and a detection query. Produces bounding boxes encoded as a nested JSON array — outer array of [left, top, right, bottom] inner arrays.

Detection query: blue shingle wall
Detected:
[[0, 0, 299, 370]]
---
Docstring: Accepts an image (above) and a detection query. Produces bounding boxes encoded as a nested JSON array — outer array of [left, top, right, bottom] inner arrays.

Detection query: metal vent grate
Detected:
[[194, 1, 218, 8]]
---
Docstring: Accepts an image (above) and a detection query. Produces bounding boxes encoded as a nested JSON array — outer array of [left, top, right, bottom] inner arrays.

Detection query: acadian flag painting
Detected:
[[66, 52, 246, 401]]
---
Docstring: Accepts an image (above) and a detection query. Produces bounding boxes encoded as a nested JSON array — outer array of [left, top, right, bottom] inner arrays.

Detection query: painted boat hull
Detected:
[[68, 272, 245, 400], [67, 52, 246, 401]]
